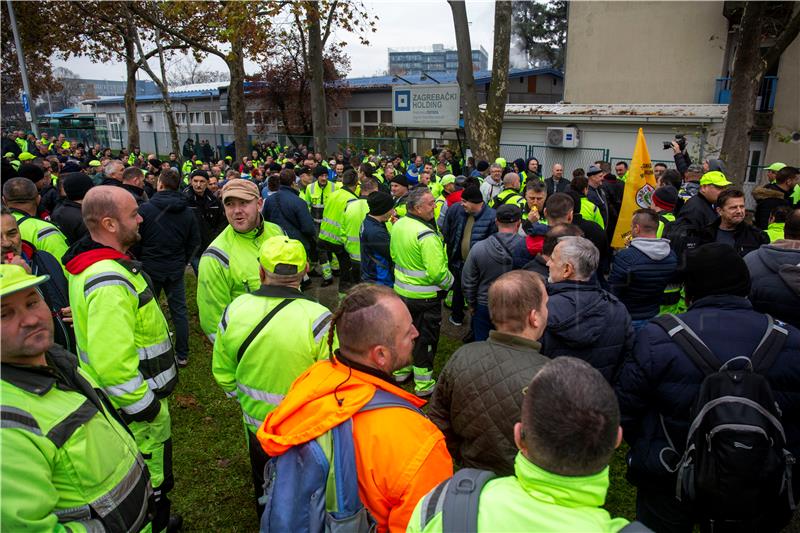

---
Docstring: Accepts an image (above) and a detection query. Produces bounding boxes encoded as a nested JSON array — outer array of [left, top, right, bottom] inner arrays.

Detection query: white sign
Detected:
[[392, 84, 460, 128]]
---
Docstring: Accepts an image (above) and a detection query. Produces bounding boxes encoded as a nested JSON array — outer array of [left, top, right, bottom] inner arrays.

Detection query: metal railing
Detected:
[[714, 76, 778, 112]]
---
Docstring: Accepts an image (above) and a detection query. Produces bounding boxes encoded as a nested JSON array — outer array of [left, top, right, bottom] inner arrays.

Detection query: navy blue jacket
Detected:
[[360, 215, 393, 287], [136, 190, 201, 282], [615, 295, 800, 490], [262, 186, 316, 251], [442, 203, 497, 267], [609, 238, 678, 319], [542, 280, 634, 382]]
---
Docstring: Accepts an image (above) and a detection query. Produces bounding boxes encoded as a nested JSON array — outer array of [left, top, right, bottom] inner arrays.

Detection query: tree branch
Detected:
[[763, 9, 800, 74], [129, 4, 227, 61], [321, 0, 339, 48]]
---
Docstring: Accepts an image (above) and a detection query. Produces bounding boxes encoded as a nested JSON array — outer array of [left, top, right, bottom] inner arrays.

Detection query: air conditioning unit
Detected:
[[142, 114, 153, 123], [546, 127, 580, 149]]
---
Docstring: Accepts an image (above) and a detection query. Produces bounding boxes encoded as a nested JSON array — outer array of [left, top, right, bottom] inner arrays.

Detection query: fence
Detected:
[[528, 145, 609, 176]]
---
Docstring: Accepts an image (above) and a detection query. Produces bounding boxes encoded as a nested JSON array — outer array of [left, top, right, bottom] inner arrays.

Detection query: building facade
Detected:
[[388, 44, 488, 74]]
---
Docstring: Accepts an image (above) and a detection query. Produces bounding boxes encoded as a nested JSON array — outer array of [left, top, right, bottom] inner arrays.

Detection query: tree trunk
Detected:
[[719, 1, 765, 187], [227, 37, 248, 163], [307, 4, 328, 154], [123, 20, 140, 152], [449, 0, 512, 162]]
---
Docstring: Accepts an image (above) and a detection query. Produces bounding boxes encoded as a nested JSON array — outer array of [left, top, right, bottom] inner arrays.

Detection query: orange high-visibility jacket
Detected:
[[258, 358, 453, 532]]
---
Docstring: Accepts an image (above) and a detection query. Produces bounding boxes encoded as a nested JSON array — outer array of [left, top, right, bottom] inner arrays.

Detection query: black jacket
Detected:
[[574, 214, 611, 278], [51, 199, 87, 245], [752, 183, 792, 230], [183, 187, 225, 253], [745, 240, 800, 329], [261, 186, 317, 251], [687, 218, 770, 258], [616, 295, 800, 492], [676, 192, 717, 231], [441, 203, 497, 267], [135, 190, 200, 281], [545, 176, 569, 197], [542, 279, 634, 382], [360, 215, 393, 286], [39, 184, 60, 216], [608, 238, 679, 320]]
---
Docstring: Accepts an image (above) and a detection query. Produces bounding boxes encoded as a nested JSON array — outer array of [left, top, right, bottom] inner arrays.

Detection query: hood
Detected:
[[752, 185, 786, 201], [514, 452, 610, 509], [630, 238, 672, 261], [257, 359, 424, 456], [753, 241, 800, 274], [149, 190, 188, 212], [484, 175, 501, 186], [486, 233, 520, 263], [684, 181, 700, 193], [63, 236, 129, 275], [779, 265, 800, 297], [706, 159, 727, 174], [546, 281, 613, 345]]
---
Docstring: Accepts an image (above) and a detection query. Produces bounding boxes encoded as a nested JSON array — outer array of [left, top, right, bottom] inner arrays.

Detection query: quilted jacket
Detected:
[[427, 331, 549, 476]]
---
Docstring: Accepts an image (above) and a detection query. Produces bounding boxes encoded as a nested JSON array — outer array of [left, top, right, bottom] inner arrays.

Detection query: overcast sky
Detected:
[[52, 1, 500, 82]]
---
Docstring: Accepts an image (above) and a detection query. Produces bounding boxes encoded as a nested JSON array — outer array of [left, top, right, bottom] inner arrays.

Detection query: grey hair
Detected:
[[103, 159, 123, 176], [557, 236, 599, 280], [489, 163, 502, 171], [406, 187, 432, 212]]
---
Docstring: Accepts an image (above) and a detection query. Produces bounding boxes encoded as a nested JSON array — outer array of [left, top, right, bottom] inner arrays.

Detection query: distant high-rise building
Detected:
[[388, 44, 488, 75]]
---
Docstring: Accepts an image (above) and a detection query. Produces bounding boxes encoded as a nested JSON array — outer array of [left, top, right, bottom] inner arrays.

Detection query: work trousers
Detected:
[[318, 239, 354, 293], [129, 398, 173, 532], [401, 295, 442, 394], [248, 428, 270, 520], [152, 275, 189, 361]]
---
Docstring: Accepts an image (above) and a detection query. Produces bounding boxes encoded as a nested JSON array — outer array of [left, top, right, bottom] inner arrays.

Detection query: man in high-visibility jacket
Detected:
[[212, 236, 333, 517], [318, 168, 360, 293], [303, 166, 338, 277], [343, 177, 377, 277], [197, 179, 285, 340], [489, 173, 526, 210], [63, 185, 180, 531], [0, 264, 153, 533], [390, 187, 454, 396], [2, 177, 69, 270]]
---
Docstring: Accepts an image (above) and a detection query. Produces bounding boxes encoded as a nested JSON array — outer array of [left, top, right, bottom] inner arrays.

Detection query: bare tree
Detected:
[[720, 2, 800, 186], [169, 56, 230, 87], [449, 0, 512, 162]]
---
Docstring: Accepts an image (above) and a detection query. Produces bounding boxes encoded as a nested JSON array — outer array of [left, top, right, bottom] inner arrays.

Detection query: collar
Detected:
[[279, 185, 299, 196], [251, 284, 317, 302], [334, 350, 395, 385], [64, 238, 131, 275], [514, 452, 610, 508], [235, 217, 266, 238], [0, 349, 74, 396], [489, 330, 542, 352], [688, 294, 752, 311], [407, 212, 438, 232]]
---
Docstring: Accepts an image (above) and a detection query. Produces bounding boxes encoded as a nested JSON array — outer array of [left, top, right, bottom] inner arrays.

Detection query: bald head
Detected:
[[503, 172, 520, 189], [82, 186, 127, 232], [489, 270, 548, 337], [2, 177, 39, 204], [82, 186, 142, 251]]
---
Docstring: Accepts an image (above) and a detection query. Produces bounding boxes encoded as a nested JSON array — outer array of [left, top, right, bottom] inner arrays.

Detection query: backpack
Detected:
[[653, 313, 795, 525], [259, 389, 424, 533], [421, 468, 653, 532]]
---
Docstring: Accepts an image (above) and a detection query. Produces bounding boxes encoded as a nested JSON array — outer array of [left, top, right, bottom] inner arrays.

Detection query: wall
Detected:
[[764, 31, 800, 167], [564, 1, 728, 104]]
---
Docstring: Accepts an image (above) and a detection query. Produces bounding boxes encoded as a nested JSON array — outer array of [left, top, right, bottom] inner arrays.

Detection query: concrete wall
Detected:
[[764, 32, 800, 167], [564, 1, 728, 104]]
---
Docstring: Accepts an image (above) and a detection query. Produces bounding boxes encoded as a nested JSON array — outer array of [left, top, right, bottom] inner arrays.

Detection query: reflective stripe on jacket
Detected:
[[319, 188, 359, 246], [390, 215, 453, 299]]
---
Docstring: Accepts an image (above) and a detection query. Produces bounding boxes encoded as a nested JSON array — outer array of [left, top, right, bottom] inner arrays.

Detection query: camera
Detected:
[[663, 134, 687, 151]]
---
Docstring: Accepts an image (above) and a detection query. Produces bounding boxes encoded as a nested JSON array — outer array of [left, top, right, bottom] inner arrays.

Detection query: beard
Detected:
[[120, 228, 141, 251]]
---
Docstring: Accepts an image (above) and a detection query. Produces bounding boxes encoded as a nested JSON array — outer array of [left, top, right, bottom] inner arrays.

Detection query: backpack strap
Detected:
[[619, 520, 655, 532], [358, 388, 424, 416], [652, 314, 720, 376], [750, 314, 789, 373], [236, 299, 294, 362], [441, 468, 497, 533]]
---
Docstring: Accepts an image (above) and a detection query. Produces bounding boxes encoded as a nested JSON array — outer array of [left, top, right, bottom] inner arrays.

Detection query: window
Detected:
[[246, 112, 254, 125], [174, 112, 187, 125], [220, 110, 230, 124], [349, 108, 392, 137], [108, 114, 123, 142], [349, 110, 361, 123], [203, 111, 216, 125], [364, 110, 378, 123], [380, 110, 392, 123]]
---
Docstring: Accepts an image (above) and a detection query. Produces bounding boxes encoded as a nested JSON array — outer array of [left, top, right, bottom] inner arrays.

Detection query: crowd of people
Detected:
[[2, 129, 800, 533]]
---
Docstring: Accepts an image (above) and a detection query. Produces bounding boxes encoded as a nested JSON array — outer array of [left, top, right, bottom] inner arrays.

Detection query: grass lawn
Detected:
[[166, 273, 637, 531]]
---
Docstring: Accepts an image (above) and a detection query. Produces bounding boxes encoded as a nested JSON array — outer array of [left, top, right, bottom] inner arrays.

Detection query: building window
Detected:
[[108, 114, 123, 142]]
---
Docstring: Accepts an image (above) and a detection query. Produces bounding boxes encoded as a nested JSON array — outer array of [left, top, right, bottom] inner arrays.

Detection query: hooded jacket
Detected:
[[408, 453, 629, 533], [462, 232, 530, 307], [609, 238, 678, 320], [752, 183, 792, 230], [441, 203, 497, 266], [745, 240, 800, 328], [257, 358, 453, 533], [262, 185, 317, 250], [542, 280, 634, 382], [480, 175, 503, 204], [136, 190, 201, 281], [184, 187, 225, 253], [50, 199, 87, 245]]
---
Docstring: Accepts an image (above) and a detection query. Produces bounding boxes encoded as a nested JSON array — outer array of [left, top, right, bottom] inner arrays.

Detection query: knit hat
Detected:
[[476, 160, 489, 172], [312, 166, 327, 178], [496, 204, 522, 223], [390, 174, 409, 188], [190, 170, 210, 180], [462, 185, 483, 204], [62, 161, 82, 173], [62, 172, 94, 201], [367, 191, 394, 216], [683, 243, 751, 302], [652, 185, 678, 211]]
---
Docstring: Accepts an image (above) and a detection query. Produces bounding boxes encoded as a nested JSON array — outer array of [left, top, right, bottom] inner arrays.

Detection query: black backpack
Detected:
[[419, 468, 652, 532], [653, 313, 795, 526]]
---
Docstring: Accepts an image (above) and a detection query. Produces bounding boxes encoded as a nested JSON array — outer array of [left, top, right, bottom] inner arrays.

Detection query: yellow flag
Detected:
[[611, 128, 657, 248]]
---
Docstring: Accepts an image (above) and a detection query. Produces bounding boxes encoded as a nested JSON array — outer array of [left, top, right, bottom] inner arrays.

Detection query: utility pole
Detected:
[[6, 0, 38, 136]]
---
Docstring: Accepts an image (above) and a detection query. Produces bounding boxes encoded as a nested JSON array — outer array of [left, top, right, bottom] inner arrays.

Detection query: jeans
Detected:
[[471, 304, 494, 342], [152, 275, 189, 361], [190, 256, 200, 276]]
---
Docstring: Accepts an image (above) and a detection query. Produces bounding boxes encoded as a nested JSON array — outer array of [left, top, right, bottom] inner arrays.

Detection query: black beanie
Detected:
[[368, 191, 394, 216], [683, 243, 751, 303], [476, 160, 489, 172], [391, 174, 409, 188], [17, 163, 44, 183], [462, 185, 483, 204], [313, 166, 327, 178], [62, 172, 94, 201]]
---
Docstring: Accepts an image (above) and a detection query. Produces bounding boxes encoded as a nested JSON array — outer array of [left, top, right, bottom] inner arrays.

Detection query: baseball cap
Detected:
[[766, 162, 787, 172], [699, 171, 731, 187], [259, 236, 307, 275], [586, 165, 602, 176], [495, 157, 507, 169], [496, 204, 522, 223], [194, 160, 203, 166], [0, 264, 49, 297], [88, 160, 101, 167], [221, 179, 260, 202], [440, 174, 456, 186], [18, 152, 36, 161]]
